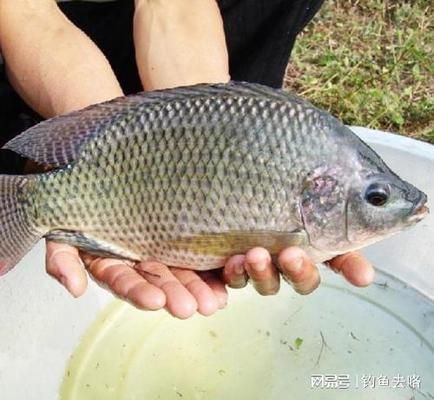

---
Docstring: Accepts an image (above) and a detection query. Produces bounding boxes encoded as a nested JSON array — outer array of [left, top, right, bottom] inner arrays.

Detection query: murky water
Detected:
[[60, 269, 434, 400]]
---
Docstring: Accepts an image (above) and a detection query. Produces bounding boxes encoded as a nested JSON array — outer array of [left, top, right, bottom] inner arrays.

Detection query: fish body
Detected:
[[0, 82, 428, 274]]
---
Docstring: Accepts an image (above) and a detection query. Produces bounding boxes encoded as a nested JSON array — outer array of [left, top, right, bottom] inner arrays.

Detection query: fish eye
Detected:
[[365, 183, 390, 207]]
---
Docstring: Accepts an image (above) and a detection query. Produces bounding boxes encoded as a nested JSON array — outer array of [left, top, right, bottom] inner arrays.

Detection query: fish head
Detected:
[[300, 157, 429, 258], [344, 169, 429, 249]]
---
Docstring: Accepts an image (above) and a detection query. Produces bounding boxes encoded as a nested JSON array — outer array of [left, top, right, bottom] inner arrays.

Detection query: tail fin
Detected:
[[0, 174, 42, 275]]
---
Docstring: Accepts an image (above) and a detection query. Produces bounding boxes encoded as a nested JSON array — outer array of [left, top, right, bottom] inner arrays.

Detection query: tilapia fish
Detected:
[[0, 82, 429, 274]]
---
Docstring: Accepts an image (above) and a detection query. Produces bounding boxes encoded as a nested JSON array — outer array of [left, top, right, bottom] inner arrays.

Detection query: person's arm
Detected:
[[133, 0, 229, 90], [0, 0, 123, 117]]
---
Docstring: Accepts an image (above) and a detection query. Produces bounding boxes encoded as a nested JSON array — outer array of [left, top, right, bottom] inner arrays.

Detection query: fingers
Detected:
[[134, 262, 198, 319], [224, 247, 319, 296], [45, 241, 371, 319], [328, 251, 375, 287], [46, 241, 88, 297], [85, 254, 226, 318], [83, 253, 227, 318], [198, 270, 228, 309], [244, 247, 280, 295], [171, 268, 222, 316], [277, 247, 321, 295], [84, 256, 166, 311], [223, 255, 248, 289]]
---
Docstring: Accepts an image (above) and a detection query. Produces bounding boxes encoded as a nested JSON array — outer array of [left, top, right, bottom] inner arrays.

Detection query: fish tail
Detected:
[[0, 174, 43, 275]]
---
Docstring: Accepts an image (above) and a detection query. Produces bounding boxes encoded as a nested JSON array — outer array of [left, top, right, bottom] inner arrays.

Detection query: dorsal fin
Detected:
[[2, 81, 309, 168], [2, 94, 146, 168]]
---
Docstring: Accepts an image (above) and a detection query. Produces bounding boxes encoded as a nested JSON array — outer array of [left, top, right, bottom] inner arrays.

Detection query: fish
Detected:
[[0, 82, 429, 275]]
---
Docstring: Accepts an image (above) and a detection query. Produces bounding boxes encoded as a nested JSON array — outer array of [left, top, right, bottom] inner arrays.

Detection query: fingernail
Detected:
[[294, 273, 321, 295], [228, 277, 248, 289]]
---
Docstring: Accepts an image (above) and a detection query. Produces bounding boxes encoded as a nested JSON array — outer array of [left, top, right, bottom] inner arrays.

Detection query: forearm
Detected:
[[134, 0, 229, 90], [0, 0, 122, 118]]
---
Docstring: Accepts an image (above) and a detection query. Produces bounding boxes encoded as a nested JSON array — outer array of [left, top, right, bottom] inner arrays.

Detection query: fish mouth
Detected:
[[411, 204, 429, 220], [407, 192, 429, 223]]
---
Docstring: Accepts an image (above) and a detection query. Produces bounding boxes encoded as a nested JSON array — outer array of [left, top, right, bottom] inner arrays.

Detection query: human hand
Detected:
[[45, 241, 228, 319], [223, 247, 375, 295], [46, 238, 374, 318]]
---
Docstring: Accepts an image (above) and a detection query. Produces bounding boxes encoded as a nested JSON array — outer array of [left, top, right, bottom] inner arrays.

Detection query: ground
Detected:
[[285, 0, 433, 143]]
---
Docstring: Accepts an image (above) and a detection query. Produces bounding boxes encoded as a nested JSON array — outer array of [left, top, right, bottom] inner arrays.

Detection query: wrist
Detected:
[[134, 0, 229, 90]]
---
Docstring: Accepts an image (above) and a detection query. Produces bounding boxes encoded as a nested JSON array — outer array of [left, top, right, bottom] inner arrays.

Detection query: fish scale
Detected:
[[34, 94, 303, 268], [0, 81, 428, 274]]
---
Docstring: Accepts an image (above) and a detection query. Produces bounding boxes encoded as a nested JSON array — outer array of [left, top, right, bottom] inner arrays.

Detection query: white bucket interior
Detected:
[[0, 127, 433, 399]]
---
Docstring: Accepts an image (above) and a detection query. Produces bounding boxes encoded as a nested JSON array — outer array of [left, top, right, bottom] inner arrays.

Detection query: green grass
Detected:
[[285, 0, 433, 143]]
